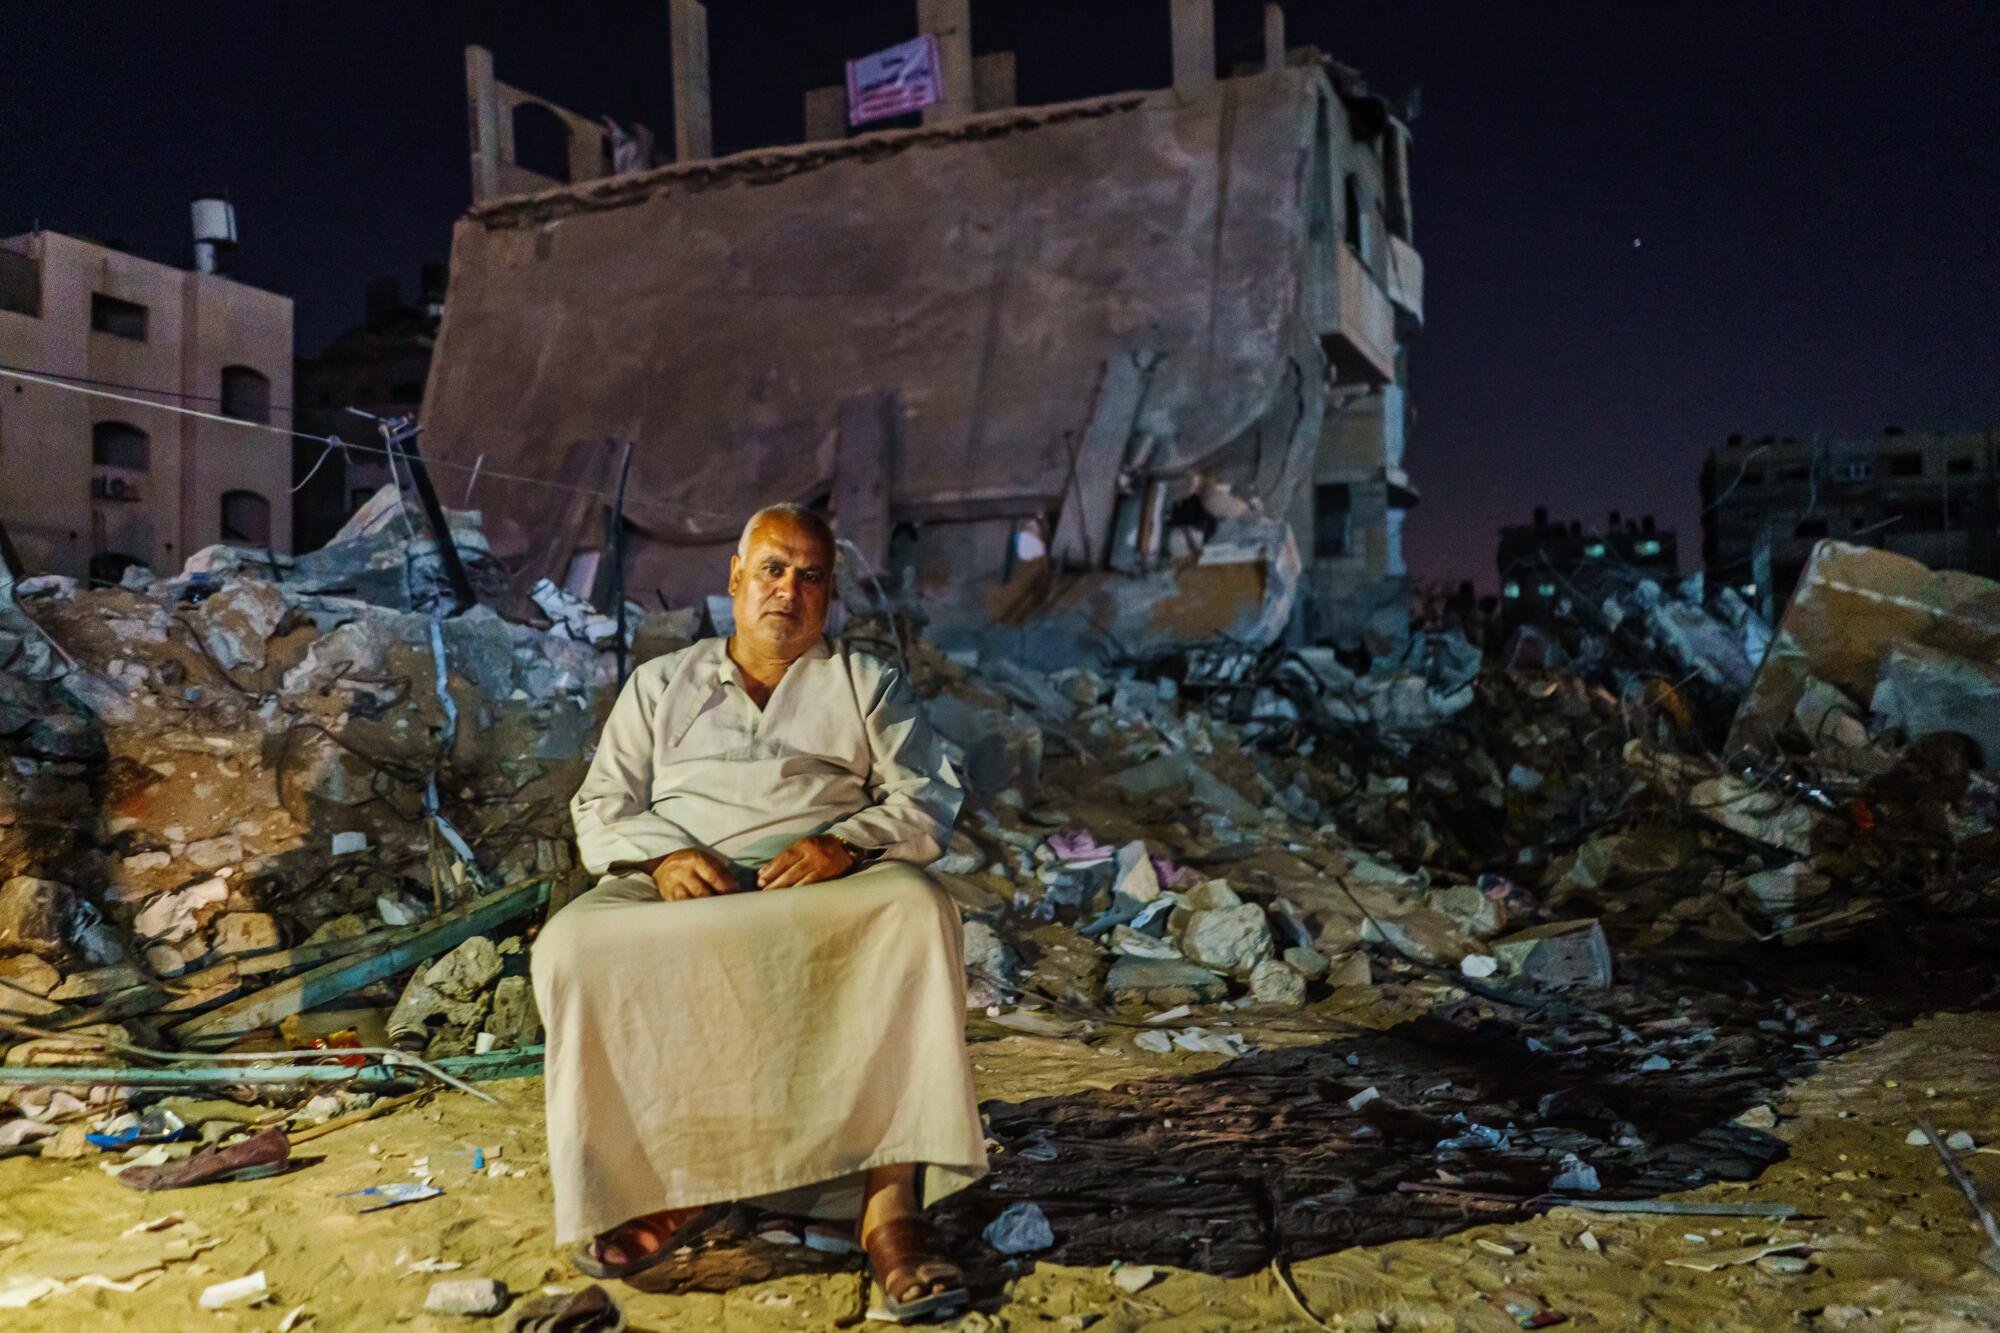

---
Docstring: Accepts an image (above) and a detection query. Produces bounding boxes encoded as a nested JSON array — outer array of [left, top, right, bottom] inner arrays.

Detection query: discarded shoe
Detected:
[[114, 1125, 290, 1191], [509, 1283, 626, 1333]]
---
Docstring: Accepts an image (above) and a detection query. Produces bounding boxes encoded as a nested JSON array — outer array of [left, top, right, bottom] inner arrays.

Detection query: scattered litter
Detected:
[[1664, 1239, 1811, 1272], [1111, 1263, 1159, 1293], [985, 1201, 1056, 1255], [199, 1270, 269, 1310], [340, 1182, 444, 1213]]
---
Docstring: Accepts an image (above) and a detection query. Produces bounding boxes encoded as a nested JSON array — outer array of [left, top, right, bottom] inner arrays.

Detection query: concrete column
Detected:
[[464, 45, 502, 204], [1263, 3, 1286, 73], [804, 85, 846, 142], [835, 392, 897, 579], [670, 0, 713, 161], [973, 50, 1017, 112], [917, 0, 975, 124], [1170, 0, 1216, 97]]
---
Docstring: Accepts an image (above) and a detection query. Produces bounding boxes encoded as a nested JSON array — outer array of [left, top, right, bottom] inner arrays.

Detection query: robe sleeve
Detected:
[[823, 654, 964, 866], [570, 658, 711, 875]]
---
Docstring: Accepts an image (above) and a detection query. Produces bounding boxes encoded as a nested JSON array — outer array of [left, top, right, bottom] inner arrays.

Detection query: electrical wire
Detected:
[[0, 362, 746, 526]]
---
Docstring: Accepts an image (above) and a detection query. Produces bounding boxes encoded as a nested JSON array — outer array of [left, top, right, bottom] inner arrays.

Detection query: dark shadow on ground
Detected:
[[631, 903, 2000, 1294]]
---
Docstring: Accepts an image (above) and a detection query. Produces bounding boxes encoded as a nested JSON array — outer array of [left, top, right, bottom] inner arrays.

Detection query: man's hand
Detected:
[[650, 848, 738, 902], [757, 835, 859, 890]]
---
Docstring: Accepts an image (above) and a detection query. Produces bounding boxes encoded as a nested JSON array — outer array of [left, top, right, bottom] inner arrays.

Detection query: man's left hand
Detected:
[[758, 835, 859, 889]]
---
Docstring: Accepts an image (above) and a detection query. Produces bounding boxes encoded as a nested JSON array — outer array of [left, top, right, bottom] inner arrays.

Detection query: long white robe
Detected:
[[533, 637, 987, 1242]]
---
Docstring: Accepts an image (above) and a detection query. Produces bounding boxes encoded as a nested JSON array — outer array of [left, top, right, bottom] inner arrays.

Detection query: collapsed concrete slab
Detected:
[[1730, 541, 2000, 769]]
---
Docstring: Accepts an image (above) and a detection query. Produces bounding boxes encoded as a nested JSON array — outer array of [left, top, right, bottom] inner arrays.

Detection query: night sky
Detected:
[[7, 2, 1998, 586]]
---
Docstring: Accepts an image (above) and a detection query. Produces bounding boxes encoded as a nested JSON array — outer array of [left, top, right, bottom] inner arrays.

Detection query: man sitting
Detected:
[[531, 504, 984, 1322]]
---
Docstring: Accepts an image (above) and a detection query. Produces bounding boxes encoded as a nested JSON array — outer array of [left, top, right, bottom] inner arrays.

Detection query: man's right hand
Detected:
[[650, 848, 738, 901]]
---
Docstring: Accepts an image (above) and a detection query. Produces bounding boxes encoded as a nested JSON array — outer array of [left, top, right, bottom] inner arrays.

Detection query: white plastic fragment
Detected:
[[199, 1270, 268, 1309]]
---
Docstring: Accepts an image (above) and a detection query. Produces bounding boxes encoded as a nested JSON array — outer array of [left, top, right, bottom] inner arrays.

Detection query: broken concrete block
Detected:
[[1181, 879, 1242, 911], [1870, 641, 2000, 770], [1282, 945, 1328, 979], [211, 912, 281, 958], [485, 976, 542, 1049], [1732, 541, 2000, 770], [0, 953, 61, 997], [388, 935, 503, 1052], [925, 693, 1042, 798], [1180, 903, 1273, 977], [330, 831, 369, 856], [1105, 956, 1228, 1006], [196, 580, 286, 672], [0, 877, 72, 957], [184, 833, 244, 871], [1429, 883, 1502, 936], [1248, 958, 1306, 1007], [424, 1277, 509, 1316], [1110, 840, 1161, 904], [1490, 919, 1614, 990], [962, 918, 1020, 1009]]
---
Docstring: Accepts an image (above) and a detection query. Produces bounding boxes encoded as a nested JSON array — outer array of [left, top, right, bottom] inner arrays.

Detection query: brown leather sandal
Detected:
[[570, 1202, 726, 1281], [860, 1215, 970, 1323]]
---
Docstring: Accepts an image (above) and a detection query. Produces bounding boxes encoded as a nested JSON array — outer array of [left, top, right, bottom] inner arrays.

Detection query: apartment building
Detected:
[[1701, 427, 2000, 609], [0, 229, 293, 581]]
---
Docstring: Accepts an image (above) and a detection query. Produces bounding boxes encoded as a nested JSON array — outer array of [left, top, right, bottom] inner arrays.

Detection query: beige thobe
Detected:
[[533, 637, 988, 1243]]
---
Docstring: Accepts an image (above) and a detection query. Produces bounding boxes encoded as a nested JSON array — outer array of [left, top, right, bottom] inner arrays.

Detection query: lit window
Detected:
[[1742, 584, 1757, 597], [1635, 539, 1662, 556], [1537, 582, 1557, 598], [1502, 581, 1520, 599], [1582, 542, 1605, 558]]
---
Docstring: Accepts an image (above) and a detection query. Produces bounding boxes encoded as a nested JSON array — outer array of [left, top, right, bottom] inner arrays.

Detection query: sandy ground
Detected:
[[4, 1009, 2000, 1332]]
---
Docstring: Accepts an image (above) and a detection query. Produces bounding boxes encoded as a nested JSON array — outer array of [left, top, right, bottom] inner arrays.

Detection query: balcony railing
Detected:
[[1318, 245, 1395, 384]]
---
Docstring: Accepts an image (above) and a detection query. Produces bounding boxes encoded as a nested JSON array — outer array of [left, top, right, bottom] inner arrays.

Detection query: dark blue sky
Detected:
[[7, 2, 1998, 584]]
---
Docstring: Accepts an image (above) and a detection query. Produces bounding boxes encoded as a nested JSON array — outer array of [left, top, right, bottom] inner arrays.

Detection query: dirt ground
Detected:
[[5, 1003, 2000, 1332]]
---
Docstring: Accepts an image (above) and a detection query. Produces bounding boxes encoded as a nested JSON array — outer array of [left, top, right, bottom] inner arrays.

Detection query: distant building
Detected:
[[1701, 427, 2000, 609], [292, 266, 446, 552], [0, 228, 293, 582], [1497, 507, 1677, 617]]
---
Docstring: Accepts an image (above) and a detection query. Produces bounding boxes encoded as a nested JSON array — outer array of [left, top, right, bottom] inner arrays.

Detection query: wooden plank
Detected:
[[51, 924, 423, 1027], [170, 880, 547, 1047]]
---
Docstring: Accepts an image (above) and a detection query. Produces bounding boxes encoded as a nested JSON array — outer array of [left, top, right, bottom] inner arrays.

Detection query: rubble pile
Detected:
[[900, 540, 2000, 1036], [4, 519, 2000, 1296], [0, 489, 685, 1152]]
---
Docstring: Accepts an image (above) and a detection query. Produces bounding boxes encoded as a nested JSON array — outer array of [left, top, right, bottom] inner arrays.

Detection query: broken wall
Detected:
[[422, 67, 1340, 654]]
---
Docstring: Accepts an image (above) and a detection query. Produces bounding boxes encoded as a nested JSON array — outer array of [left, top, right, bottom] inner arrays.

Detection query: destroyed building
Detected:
[[0, 220, 294, 583], [1701, 425, 2000, 611], [420, 2, 1423, 659]]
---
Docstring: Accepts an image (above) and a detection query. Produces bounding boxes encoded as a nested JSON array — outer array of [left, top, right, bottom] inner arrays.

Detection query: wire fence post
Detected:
[[381, 418, 478, 617]]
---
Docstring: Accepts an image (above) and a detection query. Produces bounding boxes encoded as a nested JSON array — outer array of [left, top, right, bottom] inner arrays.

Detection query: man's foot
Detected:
[[572, 1204, 719, 1280], [860, 1215, 969, 1321]]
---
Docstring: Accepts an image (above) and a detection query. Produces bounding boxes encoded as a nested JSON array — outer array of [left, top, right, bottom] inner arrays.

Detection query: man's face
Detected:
[[727, 515, 833, 658]]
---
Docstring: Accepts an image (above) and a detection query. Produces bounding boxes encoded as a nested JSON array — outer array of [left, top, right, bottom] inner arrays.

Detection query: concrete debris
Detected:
[[1490, 920, 1615, 990], [424, 1276, 510, 1315]]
